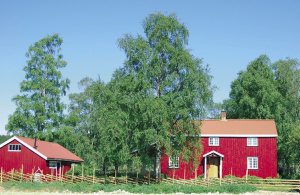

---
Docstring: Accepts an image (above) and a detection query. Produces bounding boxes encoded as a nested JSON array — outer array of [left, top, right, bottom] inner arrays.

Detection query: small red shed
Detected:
[[161, 112, 278, 179], [0, 136, 83, 176]]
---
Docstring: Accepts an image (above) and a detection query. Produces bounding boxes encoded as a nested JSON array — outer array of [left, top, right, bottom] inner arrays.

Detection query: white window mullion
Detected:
[[247, 137, 258, 146], [8, 144, 21, 152], [209, 137, 219, 146], [247, 157, 258, 169]]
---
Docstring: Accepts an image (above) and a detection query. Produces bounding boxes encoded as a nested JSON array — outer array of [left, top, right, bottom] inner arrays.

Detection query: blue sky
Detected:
[[1, 0, 300, 135]]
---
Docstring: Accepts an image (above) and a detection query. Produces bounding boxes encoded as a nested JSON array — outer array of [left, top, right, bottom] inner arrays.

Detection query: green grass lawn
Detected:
[[1, 182, 257, 194]]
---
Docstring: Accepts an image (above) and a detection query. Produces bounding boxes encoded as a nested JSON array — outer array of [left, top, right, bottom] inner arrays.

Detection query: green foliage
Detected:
[[6, 34, 70, 139], [224, 55, 300, 178], [224, 55, 281, 119], [2, 182, 256, 194], [0, 135, 12, 144], [130, 156, 142, 173], [286, 125, 300, 179], [272, 58, 300, 178], [116, 12, 213, 175], [56, 13, 213, 177], [223, 175, 240, 180], [50, 78, 103, 170]]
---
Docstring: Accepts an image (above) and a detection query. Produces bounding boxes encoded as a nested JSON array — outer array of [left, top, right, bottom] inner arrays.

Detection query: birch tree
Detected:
[[117, 13, 213, 179], [6, 34, 70, 138]]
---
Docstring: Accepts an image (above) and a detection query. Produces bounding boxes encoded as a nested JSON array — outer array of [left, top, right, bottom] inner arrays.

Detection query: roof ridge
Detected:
[[18, 136, 59, 145]]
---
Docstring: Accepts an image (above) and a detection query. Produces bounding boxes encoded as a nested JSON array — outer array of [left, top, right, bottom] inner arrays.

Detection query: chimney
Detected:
[[221, 110, 227, 121], [34, 137, 37, 149]]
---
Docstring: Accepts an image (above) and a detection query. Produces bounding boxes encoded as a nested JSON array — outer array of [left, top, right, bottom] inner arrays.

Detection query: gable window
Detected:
[[169, 156, 179, 168], [209, 137, 219, 146], [8, 144, 21, 152], [247, 137, 258, 146], [247, 157, 258, 169]]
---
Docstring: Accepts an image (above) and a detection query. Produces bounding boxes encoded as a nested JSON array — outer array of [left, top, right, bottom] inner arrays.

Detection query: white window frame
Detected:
[[209, 137, 219, 146], [247, 137, 258, 146], [8, 144, 21, 152], [247, 157, 258, 169], [169, 156, 179, 168]]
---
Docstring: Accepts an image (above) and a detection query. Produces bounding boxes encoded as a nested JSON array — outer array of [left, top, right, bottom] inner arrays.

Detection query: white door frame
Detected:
[[203, 150, 224, 179]]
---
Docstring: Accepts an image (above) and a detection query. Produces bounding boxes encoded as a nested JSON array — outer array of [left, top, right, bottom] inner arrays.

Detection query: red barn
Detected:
[[161, 112, 278, 179], [0, 136, 83, 176]]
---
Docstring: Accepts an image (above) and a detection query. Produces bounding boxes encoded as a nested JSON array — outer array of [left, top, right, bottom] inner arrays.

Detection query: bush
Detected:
[[225, 174, 239, 178], [197, 174, 204, 179], [246, 175, 262, 180]]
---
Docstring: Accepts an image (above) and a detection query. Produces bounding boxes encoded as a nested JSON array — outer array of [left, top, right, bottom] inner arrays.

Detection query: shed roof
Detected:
[[199, 119, 277, 137], [0, 136, 83, 162]]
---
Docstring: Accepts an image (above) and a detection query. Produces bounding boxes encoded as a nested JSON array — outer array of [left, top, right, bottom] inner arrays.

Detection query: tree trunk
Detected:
[[155, 149, 161, 182], [102, 162, 106, 176], [114, 165, 118, 185], [115, 164, 119, 176]]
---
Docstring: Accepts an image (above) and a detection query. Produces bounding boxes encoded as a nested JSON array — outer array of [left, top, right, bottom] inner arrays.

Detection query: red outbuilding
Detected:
[[0, 136, 83, 176], [161, 111, 278, 179]]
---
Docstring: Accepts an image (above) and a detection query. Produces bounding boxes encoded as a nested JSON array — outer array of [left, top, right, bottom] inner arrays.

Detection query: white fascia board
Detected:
[[203, 150, 224, 158], [201, 134, 277, 137], [0, 136, 16, 148], [0, 136, 47, 160]]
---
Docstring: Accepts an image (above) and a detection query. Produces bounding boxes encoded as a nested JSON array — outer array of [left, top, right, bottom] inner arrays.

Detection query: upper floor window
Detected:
[[247, 137, 258, 146], [247, 157, 258, 169], [209, 137, 219, 146], [169, 156, 179, 168], [8, 144, 21, 152]]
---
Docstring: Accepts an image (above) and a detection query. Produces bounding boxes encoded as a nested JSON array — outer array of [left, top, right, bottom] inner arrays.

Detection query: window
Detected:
[[247, 157, 258, 169], [247, 137, 258, 146], [49, 161, 57, 169], [209, 137, 219, 146], [169, 156, 179, 168], [8, 144, 21, 152]]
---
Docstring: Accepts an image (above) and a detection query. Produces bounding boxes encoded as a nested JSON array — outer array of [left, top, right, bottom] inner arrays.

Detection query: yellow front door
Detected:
[[208, 157, 219, 178]]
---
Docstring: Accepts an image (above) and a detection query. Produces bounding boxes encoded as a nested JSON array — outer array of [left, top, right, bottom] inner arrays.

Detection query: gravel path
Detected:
[[0, 191, 299, 195]]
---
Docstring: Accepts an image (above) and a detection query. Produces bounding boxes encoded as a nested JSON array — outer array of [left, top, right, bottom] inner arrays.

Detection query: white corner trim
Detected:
[[0, 136, 48, 160], [203, 150, 224, 158], [201, 134, 277, 137]]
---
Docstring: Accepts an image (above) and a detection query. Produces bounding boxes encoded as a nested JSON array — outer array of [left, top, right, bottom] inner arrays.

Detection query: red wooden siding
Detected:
[[0, 140, 71, 175], [161, 137, 277, 179]]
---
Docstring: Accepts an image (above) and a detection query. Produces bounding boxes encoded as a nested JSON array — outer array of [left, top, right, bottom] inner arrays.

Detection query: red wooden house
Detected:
[[0, 136, 83, 176], [161, 112, 278, 179]]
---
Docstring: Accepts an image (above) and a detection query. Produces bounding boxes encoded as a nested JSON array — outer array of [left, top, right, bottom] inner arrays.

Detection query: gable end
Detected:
[[0, 136, 47, 160]]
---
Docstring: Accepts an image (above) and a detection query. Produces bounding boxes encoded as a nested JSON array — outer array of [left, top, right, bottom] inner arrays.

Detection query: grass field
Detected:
[[1, 182, 257, 194]]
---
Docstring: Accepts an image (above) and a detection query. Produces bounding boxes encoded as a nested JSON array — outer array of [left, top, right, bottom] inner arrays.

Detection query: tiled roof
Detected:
[[199, 119, 277, 136], [17, 136, 83, 162]]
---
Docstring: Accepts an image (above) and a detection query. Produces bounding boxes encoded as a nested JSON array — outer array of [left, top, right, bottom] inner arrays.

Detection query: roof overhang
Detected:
[[203, 150, 224, 158], [47, 158, 83, 163]]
